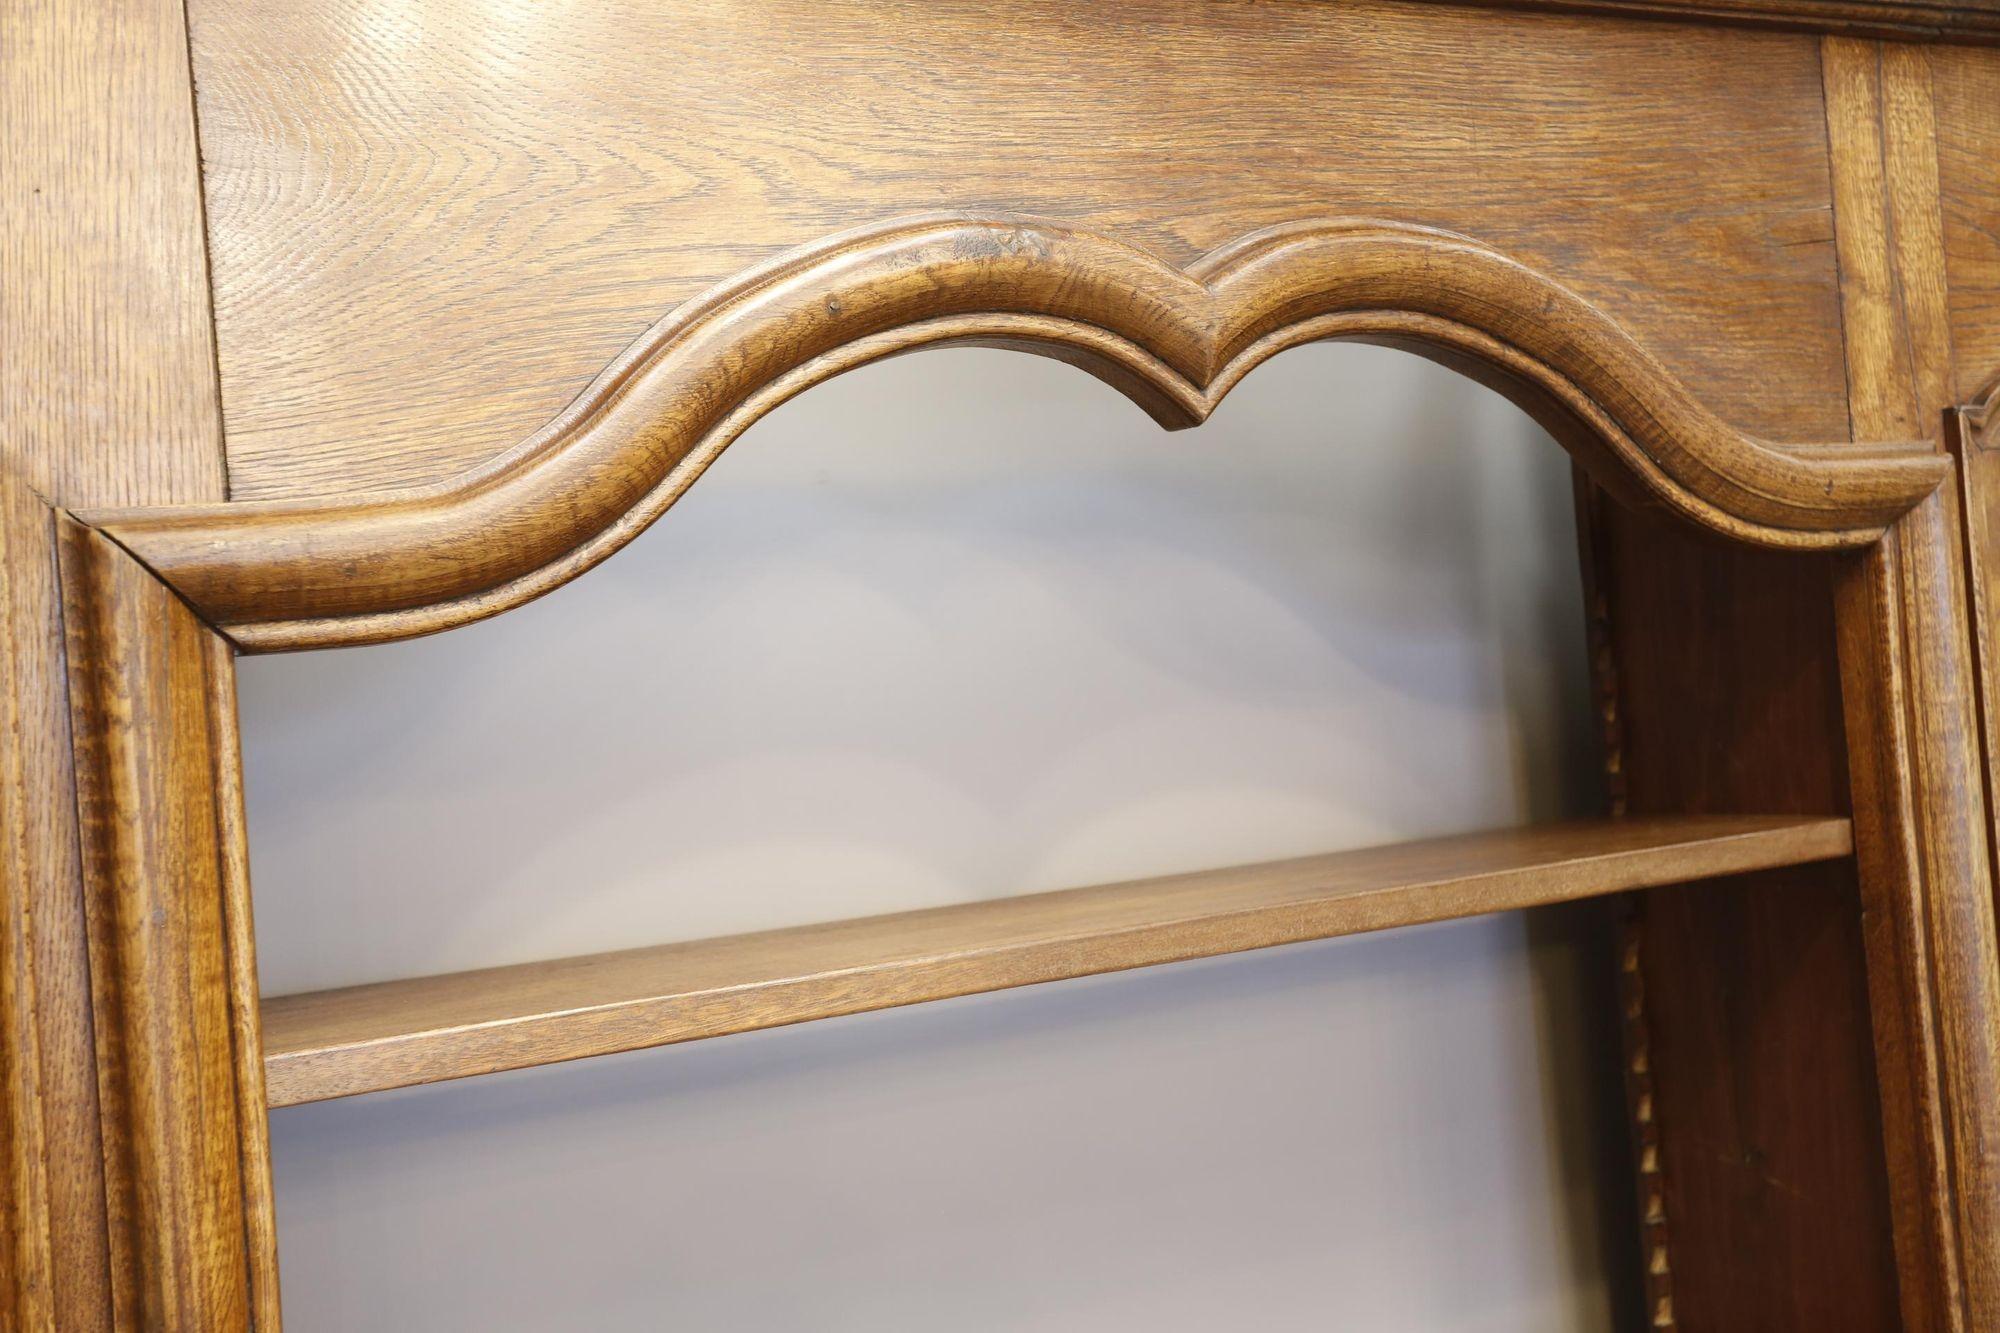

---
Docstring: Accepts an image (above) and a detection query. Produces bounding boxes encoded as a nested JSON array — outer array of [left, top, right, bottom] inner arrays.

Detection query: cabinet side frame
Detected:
[[51, 519, 275, 1328], [2, 0, 280, 1325], [1825, 37, 2000, 1330], [1837, 485, 2000, 1331]]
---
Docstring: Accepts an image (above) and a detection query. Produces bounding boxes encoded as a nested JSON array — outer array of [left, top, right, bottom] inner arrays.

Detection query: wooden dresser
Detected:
[[7, 1, 2000, 1327]]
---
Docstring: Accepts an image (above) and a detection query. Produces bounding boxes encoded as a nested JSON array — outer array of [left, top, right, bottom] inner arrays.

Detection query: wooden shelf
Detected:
[[261, 814, 1852, 1107]]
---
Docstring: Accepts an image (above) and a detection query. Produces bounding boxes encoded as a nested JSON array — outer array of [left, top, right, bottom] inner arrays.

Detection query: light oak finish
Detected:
[[9, 0, 2000, 1328], [185, 0, 1859, 499], [56, 526, 271, 1329], [261, 816, 1852, 1107], [1836, 485, 2000, 1330], [1, 0, 226, 509], [1824, 39, 1961, 442], [1951, 380, 2000, 907], [0, 475, 101, 1330], [204, 628, 280, 1327], [0, 0, 274, 1327], [1933, 45, 2000, 404], [1554, 37, 2000, 1330], [1937, 45, 2000, 938], [87, 216, 1945, 651], [1829, 39, 2000, 1328]]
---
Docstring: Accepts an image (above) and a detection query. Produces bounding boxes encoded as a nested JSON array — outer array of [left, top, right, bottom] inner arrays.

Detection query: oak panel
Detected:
[[1824, 39, 1959, 439], [1934, 44, 2000, 400], [0, 0, 270, 1326], [261, 815, 1853, 1106], [187, 0, 1856, 500], [1, 0, 226, 507]]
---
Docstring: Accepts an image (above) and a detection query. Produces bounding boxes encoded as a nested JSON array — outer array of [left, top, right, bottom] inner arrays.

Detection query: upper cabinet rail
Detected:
[[80, 216, 1945, 652]]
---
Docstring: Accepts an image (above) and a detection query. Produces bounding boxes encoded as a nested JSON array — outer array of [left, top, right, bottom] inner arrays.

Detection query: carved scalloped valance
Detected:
[[82, 216, 1947, 651]]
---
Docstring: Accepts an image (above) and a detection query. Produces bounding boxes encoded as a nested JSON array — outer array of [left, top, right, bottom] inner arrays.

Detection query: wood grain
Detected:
[[1824, 38, 1960, 440], [1, 0, 226, 508], [81, 216, 1945, 653], [0, 477, 105, 1330], [1947, 380, 2000, 1324], [1935, 47, 2000, 913], [260, 815, 1853, 1107], [6, 3, 1996, 1327], [1578, 489, 1903, 1332], [56, 525, 272, 1330], [202, 632, 281, 1324], [1836, 488, 2000, 1333], [0, 0, 271, 1327], [1829, 40, 2000, 1328], [185, 0, 1860, 499], [1932, 44, 2000, 402]]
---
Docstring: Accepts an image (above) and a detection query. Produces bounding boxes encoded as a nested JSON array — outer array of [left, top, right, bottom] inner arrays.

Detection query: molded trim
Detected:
[[80, 216, 1947, 651], [1956, 375, 2000, 452], [1466, 0, 2000, 45]]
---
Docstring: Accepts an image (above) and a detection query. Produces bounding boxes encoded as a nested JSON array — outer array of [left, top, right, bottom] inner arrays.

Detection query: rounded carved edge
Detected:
[[1460, 0, 2000, 45], [1957, 374, 2000, 451], [78, 213, 1947, 652]]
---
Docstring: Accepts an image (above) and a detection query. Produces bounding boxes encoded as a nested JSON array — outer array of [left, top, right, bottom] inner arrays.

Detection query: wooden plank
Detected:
[[262, 815, 1852, 1107], [1952, 385, 2000, 916], [1827, 36, 2000, 1331], [1932, 44, 2000, 402], [56, 526, 269, 1330], [0, 0, 275, 1328], [1577, 487, 1902, 1332], [83, 218, 1945, 655], [1, 0, 227, 507], [1835, 486, 2000, 1332], [0, 475, 101, 1330], [1937, 50, 2000, 939], [1824, 38, 1959, 442], [185, 0, 1855, 499]]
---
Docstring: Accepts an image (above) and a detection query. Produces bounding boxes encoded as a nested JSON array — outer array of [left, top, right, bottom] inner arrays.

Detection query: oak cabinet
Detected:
[[7, 1, 2000, 1327]]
